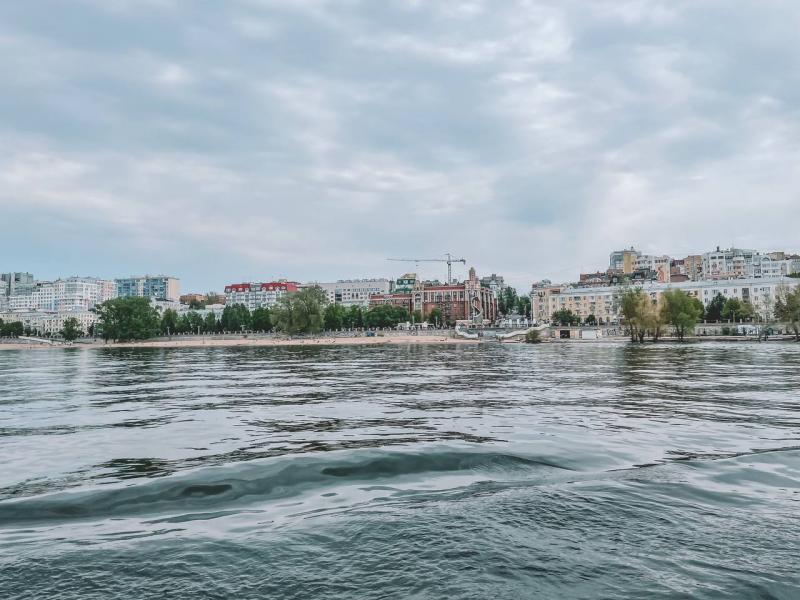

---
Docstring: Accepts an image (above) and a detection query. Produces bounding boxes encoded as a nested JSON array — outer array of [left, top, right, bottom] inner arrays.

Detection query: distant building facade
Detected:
[[224, 281, 299, 310], [5, 277, 115, 312], [531, 277, 799, 324], [116, 276, 180, 302], [180, 293, 207, 306], [1, 272, 34, 298], [314, 279, 391, 307], [1, 309, 99, 336], [479, 273, 506, 296], [370, 267, 497, 324]]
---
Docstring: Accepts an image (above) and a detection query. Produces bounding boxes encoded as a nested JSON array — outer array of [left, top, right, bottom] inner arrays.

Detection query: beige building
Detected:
[[532, 277, 799, 324]]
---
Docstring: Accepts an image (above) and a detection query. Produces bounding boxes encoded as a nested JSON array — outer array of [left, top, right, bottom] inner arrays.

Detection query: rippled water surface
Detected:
[[1, 342, 799, 599]]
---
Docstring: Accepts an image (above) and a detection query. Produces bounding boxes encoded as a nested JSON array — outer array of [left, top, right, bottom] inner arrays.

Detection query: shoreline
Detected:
[[1, 334, 796, 351], [0, 335, 479, 351]]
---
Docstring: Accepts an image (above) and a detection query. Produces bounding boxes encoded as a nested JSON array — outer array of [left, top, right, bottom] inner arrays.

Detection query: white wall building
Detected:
[[313, 279, 391, 307], [6, 277, 116, 312], [1, 309, 99, 336], [532, 277, 799, 324], [224, 282, 300, 310]]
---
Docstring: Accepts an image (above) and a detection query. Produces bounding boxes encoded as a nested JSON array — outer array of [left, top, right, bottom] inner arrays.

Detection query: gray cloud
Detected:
[[1, 0, 799, 290]]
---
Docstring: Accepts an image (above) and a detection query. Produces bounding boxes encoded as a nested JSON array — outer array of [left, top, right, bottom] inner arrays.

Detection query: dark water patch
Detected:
[[0, 449, 567, 527]]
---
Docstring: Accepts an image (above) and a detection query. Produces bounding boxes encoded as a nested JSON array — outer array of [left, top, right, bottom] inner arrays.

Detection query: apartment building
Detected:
[[313, 279, 391, 307], [116, 276, 180, 302], [224, 281, 299, 310], [1, 309, 98, 336], [5, 277, 116, 312], [1, 272, 34, 297], [531, 277, 799, 324]]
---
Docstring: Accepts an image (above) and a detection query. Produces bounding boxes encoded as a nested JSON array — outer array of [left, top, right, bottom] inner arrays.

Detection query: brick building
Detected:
[[370, 267, 497, 324]]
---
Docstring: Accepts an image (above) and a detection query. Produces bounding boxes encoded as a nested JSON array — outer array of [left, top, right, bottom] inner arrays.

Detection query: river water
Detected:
[[1, 342, 799, 599]]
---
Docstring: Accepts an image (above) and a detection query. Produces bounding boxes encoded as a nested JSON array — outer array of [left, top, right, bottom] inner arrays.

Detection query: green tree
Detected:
[[621, 288, 652, 342], [187, 311, 204, 334], [691, 296, 705, 322], [60, 317, 83, 342], [96, 297, 160, 342], [721, 298, 754, 322], [188, 299, 205, 310], [551, 308, 579, 326], [775, 286, 800, 341], [220, 303, 252, 332], [705, 293, 726, 322], [251, 307, 272, 332], [496, 293, 506, 315], [342, 305, 364, 329], [427, 307, 444, 327], [585, 314, 597, 326], [272, 287, 327, 334], [323, 303, 345, 331], [661, 289, 702, 342], [160, 308, 179, 336], [1, 319, 24, 337], [516, 296, 532, 318], [502, 287, 519, 315], [203, 311, 218, 333], [365, 304, 409, 328]]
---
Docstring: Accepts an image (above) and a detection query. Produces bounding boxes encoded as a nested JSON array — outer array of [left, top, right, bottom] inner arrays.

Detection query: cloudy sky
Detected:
[[2, 0, 799, 292]]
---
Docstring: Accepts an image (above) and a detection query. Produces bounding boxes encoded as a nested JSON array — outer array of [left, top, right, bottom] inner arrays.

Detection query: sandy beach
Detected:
[[0, 334, 478, 351]]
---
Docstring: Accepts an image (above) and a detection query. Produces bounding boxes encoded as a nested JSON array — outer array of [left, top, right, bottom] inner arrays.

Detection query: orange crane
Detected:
[[387, 253, 467, 284]]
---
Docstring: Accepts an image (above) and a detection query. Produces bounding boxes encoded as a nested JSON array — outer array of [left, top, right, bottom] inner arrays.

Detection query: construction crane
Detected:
[[387, 253, 467, 284]]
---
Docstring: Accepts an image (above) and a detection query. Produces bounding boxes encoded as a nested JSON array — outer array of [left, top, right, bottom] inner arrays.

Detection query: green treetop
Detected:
[[220, 303, 252, 332], [775, 286, 800, 341], [96, 297, 160, 342], [251, 307, 272, 332], [661, 289, 703, 342], [272, 287, 327, 334], [60, 317, 83, 342]]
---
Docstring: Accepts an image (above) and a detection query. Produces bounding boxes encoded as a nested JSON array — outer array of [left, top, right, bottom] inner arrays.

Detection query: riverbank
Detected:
[[0, 334, 478, 350]]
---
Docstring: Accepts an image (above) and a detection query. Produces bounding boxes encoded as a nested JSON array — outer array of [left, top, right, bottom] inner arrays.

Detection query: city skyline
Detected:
[[5, 241, 799, 296], [2, 2, 800, 292]]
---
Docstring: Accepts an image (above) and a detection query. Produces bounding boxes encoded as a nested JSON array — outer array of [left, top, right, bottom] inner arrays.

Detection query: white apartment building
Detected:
[[224, 281, 300, 310], [177, 303, 225, 319], [313, 279, 391, 307], [6, 277, 116, 312], [1, 309, 98, 336], [634, 254, 671, 272], [532, 277, 799, 324]]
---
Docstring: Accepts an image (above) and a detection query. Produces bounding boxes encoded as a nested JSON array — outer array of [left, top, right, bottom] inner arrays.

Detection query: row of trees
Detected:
[[497, 287, 531, 317], [621, 288, 704, 342], [0, 318, 24, 337], [93, 287, 450, 342], [552, 291, 776, 331], [776, 287, 800, 340], [619, 287, 800, 342]]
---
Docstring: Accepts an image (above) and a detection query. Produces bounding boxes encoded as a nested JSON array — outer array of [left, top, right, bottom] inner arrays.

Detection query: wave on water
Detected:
[[0, 448, 571, 527]]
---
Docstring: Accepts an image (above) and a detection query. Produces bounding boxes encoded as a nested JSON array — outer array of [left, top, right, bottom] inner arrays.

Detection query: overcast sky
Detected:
[[2, 0, 799, 292]]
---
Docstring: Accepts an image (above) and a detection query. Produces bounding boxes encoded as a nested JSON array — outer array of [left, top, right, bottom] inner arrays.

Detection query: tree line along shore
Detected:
[[1, 285, 799, 345]]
